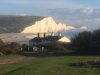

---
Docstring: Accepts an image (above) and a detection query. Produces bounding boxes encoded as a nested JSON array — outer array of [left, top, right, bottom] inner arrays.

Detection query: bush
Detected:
[[43, 42, 68, 52], [21, 44, 29, 51], [0, 40, 21, 55], [70, 61, 100, 68], [0, 52, 4, 56]]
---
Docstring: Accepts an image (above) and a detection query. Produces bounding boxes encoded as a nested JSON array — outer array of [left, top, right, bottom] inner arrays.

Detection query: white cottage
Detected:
[[29, 33, 71, 52]]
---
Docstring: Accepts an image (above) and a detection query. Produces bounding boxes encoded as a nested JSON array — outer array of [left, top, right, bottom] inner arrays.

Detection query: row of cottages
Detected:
[[29, 32, 71, 52]]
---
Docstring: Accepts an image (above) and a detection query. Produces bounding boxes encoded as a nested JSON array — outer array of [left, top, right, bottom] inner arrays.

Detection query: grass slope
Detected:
[[0, 55, 100, 75]]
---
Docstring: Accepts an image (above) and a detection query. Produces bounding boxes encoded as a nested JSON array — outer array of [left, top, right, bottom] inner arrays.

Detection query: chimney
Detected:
[[43, 33, 46, 38], [58, 32, 61, 36], [37, 33, 40, 38], [51, 32, 54, 36]]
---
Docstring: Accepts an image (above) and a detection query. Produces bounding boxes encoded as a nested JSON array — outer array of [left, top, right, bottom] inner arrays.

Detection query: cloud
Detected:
[[82, 8, 94, 15], [18, 13, 27, 16], [95, 18, 100, 23], [80, 26, 88, 30]]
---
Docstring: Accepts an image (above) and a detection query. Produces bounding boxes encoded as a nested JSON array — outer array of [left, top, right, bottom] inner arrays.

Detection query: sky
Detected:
[[0, 0, 100, 15]]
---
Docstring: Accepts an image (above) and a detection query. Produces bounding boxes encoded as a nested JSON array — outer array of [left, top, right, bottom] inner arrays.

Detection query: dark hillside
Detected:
[[0, 15, 44, 33]]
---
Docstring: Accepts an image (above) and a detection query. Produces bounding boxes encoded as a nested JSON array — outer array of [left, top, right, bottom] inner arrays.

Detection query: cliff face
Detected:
[[21, 17, 75, 33]]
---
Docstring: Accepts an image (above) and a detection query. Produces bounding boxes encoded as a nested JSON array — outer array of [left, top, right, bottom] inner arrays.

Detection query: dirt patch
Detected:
[[0, 55, 38, 64], [69, 61, 100, 68]]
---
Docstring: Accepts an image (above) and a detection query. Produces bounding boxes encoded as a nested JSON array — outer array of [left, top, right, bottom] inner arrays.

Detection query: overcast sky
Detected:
[[0, 0, 100, 15]]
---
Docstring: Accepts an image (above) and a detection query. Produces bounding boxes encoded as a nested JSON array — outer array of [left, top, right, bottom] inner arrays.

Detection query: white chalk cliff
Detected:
[[21, 17, 75, 33]]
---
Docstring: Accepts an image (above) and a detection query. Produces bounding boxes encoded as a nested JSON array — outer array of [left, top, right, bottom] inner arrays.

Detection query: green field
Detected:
[[0, 55, 100, 75]]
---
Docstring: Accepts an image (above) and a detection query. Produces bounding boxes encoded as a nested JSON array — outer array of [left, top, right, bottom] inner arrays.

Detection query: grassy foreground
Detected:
[[0, 55, 100, 75]]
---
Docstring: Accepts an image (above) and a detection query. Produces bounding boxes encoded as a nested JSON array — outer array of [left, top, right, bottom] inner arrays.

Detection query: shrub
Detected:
[[43, 42, 67, 52], [70, 61, 100, 68], [0, 40, 21, 55]]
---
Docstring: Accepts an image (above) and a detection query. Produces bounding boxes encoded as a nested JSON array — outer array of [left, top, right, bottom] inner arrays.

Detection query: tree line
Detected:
[[71, 29, 100, 54]]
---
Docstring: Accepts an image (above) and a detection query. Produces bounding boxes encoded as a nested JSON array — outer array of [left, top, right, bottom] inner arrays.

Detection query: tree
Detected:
[[71, 31, 92, 52], [92, 29, 100, 50]]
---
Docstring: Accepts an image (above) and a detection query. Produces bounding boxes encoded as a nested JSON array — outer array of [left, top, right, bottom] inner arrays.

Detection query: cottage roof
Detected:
[[58, 36, 71, 43], [29, 36, 61, 42]]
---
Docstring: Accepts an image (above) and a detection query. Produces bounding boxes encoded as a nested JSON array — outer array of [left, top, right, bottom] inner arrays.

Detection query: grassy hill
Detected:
[[0, 15, 44, 33]]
